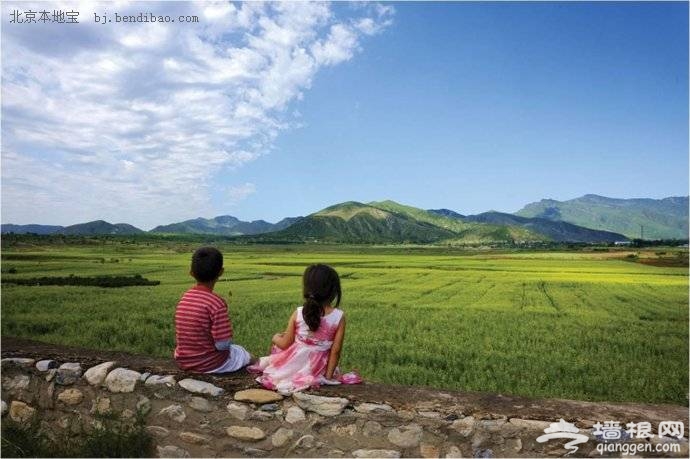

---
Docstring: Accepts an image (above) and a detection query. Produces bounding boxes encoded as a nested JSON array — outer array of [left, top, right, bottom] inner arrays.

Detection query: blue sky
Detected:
[[2, 2, 688, 229]]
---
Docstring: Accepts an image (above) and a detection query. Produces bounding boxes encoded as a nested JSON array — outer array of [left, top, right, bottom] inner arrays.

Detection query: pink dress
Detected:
[[255, 306, 344, 394]]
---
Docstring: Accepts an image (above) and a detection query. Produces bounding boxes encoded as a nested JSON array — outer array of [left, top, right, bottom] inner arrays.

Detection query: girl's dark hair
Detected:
[[302, 264, 341, 332]]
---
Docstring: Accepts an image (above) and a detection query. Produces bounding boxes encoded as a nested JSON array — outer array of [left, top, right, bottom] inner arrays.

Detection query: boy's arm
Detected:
[[325, 315, 346, 379], [211, 301, 233, 350], [272, 311, 297, 350]]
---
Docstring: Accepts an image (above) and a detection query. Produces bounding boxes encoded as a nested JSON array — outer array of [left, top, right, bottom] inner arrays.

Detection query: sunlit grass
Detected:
[[2, 243, 687, 404]]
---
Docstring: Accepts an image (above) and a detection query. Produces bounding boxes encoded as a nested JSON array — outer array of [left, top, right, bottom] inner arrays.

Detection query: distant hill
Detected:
[[516, 195, 689, 239], [150, 215, 301, 236], [461, 211, 627, 243], [370, 201, 543, 243], [264, 201, 457, 243], [1, 224, 64, 235], [59, 220, 144, 235], [428, 209, 465, 219], [254, 201, 545, 244]]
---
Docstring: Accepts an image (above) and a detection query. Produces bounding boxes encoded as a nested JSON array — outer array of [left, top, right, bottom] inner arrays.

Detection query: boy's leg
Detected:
[[206, 344, 252, 374]]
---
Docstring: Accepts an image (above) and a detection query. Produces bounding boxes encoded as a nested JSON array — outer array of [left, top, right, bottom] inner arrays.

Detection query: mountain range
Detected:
[[516, 195, 688, 240], [2, 195, 687, 243]]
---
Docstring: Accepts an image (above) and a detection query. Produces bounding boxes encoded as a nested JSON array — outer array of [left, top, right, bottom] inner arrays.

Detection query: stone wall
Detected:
[[1, 356, 688, 458]]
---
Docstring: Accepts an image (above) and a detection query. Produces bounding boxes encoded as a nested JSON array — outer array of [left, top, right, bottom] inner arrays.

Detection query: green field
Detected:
[[2, 241, 688, 405]]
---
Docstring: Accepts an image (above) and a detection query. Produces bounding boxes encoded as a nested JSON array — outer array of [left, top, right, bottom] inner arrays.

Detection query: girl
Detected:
[[252, 264, 346, 394]]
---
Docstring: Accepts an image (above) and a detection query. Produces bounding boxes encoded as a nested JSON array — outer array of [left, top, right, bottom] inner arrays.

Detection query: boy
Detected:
[[174, 246, 251, 373]]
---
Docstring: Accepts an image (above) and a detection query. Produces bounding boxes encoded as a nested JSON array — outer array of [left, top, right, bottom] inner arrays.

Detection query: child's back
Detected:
[[253, 264, 346, 394], [174, 246, 251, 373], [174, 284, 232, 372]]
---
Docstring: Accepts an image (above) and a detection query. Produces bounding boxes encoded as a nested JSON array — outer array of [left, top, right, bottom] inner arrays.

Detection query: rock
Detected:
[[294, 434, 315, 449], [35, 360, 58, 371], [226, 402, 249, 420], [332, 423, 358, 436], [445, 446, 463, 458], [56, 362, 82, 385], [84, 362, 116, 386], [249, 410, 273, 421], [145, 375, 176, 387], [477, 419, 507, 433], [285, 405, 306, 423], [388, 424, 423, 448], [474, 449, 493, 458], [1, 400, 7, 416], [420, 443, 440, 458], [9, 401, 35, 423], [419, 411, 442, 419], [234, 388, 283, 404], [397, 409, 416, 421], [179, 431, 209, 445], [45, 369, 57, 382], [57, 388, 83, 405], [188, 396, 214, 413], [271, 427, 294, 447], [505, 438, 522, 453], [91, 397, 112, 415], [1, 358, 35, 368], [243, 447, 269, 457], [137, 395, 152, 415], [104, 368, 141, 393], [329, 450, 346, 457], [178, 378, 223, 396], [260, 403, 279, 412], [156, 445, 190, 458], [451, 416, 476, 437], [38, 382, 55, 409], [293, 391, 348, 417], [508, 418, 551, 431], [364, 420, 383, 436], [140, 372, 151, 381], [3, 374, 31, 391], [159, 404, 186, 423], [226, 425, 266, 441], [355, 402, 395, 414], [353, 449, 401, 458], [146, 425, 170, 438], [121, 409, 135, 419]]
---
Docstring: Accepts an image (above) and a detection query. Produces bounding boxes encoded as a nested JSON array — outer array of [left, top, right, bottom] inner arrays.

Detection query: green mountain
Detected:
[[255, 200, 545, 244], [59, 220, 144, 235], [1, 224, 64, 235], [152, 216, 269, 235], [269, 201, 457, 243], [369, 200, 543, 243], [516, 195, 688, 239], [458, 211, 627, 243]]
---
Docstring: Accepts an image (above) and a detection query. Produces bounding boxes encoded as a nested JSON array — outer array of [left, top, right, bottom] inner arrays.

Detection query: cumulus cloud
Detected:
[[1, 1, 394, 229]]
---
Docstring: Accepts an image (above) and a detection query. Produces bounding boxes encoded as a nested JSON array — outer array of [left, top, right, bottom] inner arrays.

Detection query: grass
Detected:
[[1, 241, 687, 404], [0, 413, 153, 457]]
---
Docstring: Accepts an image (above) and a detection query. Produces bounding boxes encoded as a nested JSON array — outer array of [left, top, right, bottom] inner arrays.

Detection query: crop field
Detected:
[[1, 241, 688, 405]]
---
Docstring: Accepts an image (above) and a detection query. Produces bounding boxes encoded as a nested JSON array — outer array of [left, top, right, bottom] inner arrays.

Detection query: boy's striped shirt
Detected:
[[174, 284, 233, 372]]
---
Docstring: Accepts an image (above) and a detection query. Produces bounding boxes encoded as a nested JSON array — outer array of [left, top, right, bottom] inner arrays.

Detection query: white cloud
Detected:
[[227, 183, 257, 205], [1, 1, 394, 229]]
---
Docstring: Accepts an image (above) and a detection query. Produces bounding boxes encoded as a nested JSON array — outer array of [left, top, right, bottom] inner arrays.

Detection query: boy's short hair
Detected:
[[191, 246, 223, 282]]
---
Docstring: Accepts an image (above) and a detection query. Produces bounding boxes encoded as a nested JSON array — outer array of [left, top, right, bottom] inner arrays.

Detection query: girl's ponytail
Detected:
[[302, 264, 342, 332], [303, 293, 325, 332]]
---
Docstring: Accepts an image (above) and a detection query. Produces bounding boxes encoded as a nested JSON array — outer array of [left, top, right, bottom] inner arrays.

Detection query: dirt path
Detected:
[[2, 336, 687, 431]]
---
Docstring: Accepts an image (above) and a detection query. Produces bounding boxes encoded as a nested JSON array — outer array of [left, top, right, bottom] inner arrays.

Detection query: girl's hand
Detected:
[[271, 333, 284, 345]]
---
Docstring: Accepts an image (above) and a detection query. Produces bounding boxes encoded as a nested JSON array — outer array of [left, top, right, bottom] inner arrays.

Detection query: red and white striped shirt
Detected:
[[174, 284, 233, 372]]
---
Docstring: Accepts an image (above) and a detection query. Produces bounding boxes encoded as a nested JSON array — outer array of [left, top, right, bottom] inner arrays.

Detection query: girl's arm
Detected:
[[272, 311, 297, 350], [325, 315, 346, 379]]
